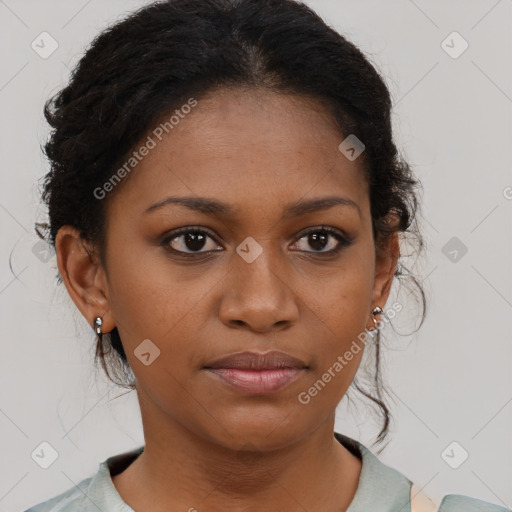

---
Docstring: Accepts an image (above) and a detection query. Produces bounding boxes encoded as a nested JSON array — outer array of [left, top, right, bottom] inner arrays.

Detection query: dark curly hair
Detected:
[[36, 0, 426, 449]]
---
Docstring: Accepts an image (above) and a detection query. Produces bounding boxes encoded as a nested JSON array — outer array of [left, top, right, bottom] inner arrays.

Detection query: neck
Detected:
[[113, 410, 361, 512]]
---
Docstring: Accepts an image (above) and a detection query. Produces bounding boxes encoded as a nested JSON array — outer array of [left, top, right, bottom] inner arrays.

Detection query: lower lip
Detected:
[[205, 368, 305, 394]]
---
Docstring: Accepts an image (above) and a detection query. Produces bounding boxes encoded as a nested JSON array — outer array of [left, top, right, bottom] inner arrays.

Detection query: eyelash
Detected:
[[160, 225, 353, 258]]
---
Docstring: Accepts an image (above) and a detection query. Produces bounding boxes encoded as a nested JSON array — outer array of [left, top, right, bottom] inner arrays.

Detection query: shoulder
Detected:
[[22, 446, 143, 512], [411, 484, 510, 512], [336, 434, 509, 512], [22, 476, 92, 512], [437, 494, 511, 512]]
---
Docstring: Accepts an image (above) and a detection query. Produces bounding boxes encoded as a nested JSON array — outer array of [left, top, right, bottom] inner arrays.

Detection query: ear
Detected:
[[366, 229, 400, 330], [55, 226, 115, 333]]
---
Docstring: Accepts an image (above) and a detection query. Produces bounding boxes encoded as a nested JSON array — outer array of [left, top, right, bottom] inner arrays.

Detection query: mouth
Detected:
[[203, 350, 308, 395], [205, 367, 306, 394]]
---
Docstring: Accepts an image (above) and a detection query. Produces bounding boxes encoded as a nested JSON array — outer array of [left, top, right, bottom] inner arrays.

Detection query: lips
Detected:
[[203, 350, 308, 394], [203, 350, 308, 371]]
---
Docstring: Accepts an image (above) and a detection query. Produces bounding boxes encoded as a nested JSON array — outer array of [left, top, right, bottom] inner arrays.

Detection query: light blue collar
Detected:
[[85, 434, 413, 512]]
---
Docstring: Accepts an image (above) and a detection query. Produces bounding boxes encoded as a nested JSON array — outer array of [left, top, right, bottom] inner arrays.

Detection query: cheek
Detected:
[[104, 229, 210, 336], [299, 251, 374, 393], [104, 247, 227, 408], [311, 248, 375, 332]]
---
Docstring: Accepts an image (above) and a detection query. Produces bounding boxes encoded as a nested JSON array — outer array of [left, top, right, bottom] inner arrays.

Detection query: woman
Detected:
[[24, 0, 509, 511]]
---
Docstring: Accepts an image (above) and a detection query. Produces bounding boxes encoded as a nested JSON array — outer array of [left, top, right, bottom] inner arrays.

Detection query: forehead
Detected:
[[107, 87, 369, 222]]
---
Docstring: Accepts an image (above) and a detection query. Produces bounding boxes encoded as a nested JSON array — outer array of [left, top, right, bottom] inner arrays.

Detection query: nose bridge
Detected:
[[235, 235, 288, 300], [219, 235, 298, 331]]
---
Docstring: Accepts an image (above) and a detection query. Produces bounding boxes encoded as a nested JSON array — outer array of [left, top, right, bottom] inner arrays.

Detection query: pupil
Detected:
[[309, 231, 328, 251], [185, 232, 206, 251]]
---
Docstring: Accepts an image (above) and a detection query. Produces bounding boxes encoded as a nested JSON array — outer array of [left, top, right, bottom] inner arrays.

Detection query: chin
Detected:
[[203, 409, 311, 452]]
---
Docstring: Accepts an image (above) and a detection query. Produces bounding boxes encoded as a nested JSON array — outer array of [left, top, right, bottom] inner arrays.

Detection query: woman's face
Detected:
[[96, 88, 396, 451]]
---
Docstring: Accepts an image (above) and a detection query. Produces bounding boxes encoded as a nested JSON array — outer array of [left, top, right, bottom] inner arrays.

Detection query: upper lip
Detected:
[[203, 350, 308, 370]]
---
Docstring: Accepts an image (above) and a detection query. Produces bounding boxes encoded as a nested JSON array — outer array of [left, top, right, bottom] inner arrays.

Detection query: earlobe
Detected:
[[55, 226, 115, 333]]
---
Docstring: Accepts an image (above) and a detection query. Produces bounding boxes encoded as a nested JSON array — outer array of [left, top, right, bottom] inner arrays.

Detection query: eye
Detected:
[[160, 225, 353, 258], [290, 226, 353, 255], [161, 227, 222, 256]]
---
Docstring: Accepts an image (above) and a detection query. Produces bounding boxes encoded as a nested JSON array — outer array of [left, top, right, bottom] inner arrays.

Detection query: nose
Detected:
[[218, 244, 300, 334]]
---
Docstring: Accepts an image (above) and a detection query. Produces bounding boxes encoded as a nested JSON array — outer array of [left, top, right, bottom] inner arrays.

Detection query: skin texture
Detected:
[[56, 87, 399, 512]]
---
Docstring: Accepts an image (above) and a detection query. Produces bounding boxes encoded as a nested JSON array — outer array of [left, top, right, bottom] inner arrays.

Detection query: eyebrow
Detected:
[[143, 195, 361, 219]]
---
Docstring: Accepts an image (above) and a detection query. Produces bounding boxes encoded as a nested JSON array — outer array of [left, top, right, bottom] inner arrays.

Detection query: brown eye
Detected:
[[291, 227, 353, 255], [161, 228, 222, 255]]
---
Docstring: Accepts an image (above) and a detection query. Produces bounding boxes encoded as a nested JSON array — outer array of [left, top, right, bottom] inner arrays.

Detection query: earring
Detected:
[[94, 316, 103, 335], [370, 306, 383, 331]]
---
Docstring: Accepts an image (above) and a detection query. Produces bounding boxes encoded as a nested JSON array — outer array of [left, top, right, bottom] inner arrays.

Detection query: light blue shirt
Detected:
[[23, 433, 510, 512]]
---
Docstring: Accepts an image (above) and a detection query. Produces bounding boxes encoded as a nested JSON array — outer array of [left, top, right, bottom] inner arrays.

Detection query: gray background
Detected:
[[1, 0, 511, 511]]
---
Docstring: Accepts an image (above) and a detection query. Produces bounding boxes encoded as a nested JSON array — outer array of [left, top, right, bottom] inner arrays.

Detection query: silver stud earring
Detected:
[[371, 306, 383, 330], [94, 316, 103, 335]]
